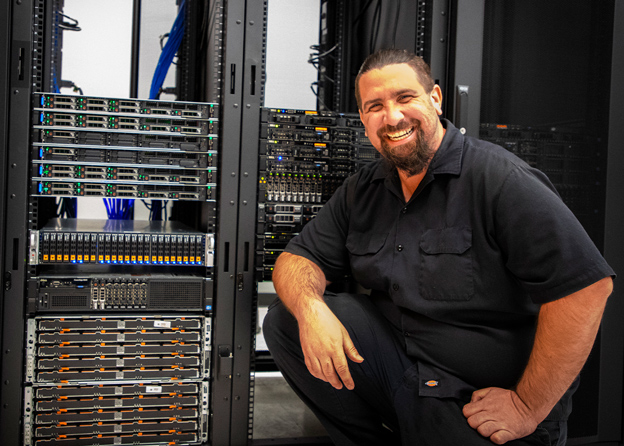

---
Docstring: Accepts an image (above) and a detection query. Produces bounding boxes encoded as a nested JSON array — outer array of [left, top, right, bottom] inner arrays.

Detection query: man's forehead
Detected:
[[359, 64, 425, 95]]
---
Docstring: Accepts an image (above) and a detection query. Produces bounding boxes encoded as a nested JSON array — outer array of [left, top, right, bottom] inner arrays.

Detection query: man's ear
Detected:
[[430, 85, 443, 115]]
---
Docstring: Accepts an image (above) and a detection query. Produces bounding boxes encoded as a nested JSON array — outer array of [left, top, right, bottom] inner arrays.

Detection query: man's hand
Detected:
[[462, 387, 540, 445], [298, 299, 364, 390]]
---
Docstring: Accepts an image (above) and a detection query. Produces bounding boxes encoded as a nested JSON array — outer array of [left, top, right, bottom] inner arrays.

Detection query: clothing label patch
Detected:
[[424, 379, 440, 387]]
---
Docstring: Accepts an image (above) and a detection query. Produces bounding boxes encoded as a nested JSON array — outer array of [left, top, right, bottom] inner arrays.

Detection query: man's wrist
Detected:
[[513, 385, 554, 424]]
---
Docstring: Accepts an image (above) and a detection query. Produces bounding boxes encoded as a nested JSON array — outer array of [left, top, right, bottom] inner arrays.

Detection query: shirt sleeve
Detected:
[[284, 174, 355, 282], [494, 165, 615, 304]]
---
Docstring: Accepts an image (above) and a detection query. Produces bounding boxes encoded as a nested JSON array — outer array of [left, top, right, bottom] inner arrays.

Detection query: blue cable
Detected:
[[146, 0, 186, 220], [149, 0, 187, 100]]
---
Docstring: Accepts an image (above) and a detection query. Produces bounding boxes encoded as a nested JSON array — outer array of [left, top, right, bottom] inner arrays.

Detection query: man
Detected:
[[263, 48, 614, 445]]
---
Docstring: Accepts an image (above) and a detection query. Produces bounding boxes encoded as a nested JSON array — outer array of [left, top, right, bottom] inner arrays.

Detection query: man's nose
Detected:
[[383, 102, 404, 126]]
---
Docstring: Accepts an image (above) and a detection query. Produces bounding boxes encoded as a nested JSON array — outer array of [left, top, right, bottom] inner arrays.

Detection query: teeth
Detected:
[[386, 128, 413, 141]]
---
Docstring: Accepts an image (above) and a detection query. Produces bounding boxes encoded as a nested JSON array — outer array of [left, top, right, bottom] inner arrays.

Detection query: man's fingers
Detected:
[[333, 355, 355, 390], [490, 430, 512, 445], [322, 358, 344, 389], [343, 340, 364, 363], [471, 387, 491, 402], [304, 356, 326, 382]]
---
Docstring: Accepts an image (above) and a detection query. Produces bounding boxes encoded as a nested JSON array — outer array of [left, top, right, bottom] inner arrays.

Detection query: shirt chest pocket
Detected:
[[419, 227, 474, 301], [346, 231, 389, 290]]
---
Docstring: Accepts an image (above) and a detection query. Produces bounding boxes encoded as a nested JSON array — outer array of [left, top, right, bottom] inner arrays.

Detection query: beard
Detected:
[[377, 118, 436, 177]]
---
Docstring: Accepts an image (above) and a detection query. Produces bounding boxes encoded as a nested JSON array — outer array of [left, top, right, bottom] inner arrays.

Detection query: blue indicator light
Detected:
[[40, 112, 44, 124], [206, 305, 212, 311], [41, 96, 45, 106], [39, 165, 43, 175], [39, 148, 43, 158], [38, 183, 43, 193]]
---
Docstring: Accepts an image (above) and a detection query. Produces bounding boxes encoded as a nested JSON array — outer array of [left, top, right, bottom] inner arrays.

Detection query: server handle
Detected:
[[454, 85, 470, 134]]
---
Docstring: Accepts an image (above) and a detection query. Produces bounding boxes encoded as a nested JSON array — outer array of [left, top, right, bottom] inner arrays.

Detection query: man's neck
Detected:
[[398, 168, 428, 203]]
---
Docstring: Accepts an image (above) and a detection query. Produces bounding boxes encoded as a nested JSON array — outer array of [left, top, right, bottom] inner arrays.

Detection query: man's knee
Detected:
[[262, 298, 298, 350]]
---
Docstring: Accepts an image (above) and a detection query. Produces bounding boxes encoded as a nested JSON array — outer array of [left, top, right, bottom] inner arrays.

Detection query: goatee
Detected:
[[377, 119, 435, 177]]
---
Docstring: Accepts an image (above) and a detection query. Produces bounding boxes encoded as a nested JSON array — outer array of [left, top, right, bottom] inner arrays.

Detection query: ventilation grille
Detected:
[[149, 281, 202, 308], [50, 295, 88, 308]]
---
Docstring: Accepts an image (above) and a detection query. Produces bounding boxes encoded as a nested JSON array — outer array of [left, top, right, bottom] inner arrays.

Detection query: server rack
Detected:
[[253, 1, 624, 445], [3, 2, 624, 446], [0, 1, 239, 445], [449, 1, 624, 444]]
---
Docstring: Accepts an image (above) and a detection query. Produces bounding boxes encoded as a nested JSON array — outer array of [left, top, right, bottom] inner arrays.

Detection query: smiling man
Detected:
[[263, 49, 614, 446]]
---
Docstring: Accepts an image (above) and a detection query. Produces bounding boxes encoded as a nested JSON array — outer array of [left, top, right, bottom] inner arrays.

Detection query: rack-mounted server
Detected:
[[256, 108, 379, 280], [30, 274, 212, 312], [33, 145, 217, 167], [29, 218, 214, 267], [31, 94, 219, 203], [37, 93, 219, 118], [479, 123, 606, 245], [23, 315, 211, 446]]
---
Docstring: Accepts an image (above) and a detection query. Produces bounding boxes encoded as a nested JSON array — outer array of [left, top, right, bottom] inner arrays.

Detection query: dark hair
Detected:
[[355, 49, 435, 110]]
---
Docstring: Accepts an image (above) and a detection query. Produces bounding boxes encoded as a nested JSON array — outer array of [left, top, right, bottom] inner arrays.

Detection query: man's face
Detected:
[[358, 63, 444, 177]]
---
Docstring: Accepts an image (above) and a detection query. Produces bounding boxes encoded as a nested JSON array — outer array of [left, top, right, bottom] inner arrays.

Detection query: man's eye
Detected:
[[398, 95, 414, 103], [368, 104, 382, 112]]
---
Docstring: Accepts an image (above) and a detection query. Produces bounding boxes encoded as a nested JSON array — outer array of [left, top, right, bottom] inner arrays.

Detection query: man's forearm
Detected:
[[272, 252, 329, 321], [515, 276, 613, 421], [271, 252, 363, 390]]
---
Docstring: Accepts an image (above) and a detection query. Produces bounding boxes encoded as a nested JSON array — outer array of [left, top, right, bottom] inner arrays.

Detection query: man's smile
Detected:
[[385, 127, 414, 142]]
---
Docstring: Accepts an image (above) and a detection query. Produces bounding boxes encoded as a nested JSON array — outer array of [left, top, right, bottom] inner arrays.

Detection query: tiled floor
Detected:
[[254, 293, 332, 445], [252, 371, 329, 444]]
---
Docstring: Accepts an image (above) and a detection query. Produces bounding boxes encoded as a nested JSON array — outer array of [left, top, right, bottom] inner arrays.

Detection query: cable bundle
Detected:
[[57, 198, 77, 218], [149, 0, 187, 100], [104, 199, 135, 220]]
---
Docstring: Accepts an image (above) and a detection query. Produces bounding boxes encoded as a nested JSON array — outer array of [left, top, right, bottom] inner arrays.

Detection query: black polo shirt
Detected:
[[285, 119, 614, 391]]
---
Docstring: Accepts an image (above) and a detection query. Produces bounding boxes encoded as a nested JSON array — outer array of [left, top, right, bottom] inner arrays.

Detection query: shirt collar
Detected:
[[371, 118, 464, 182]]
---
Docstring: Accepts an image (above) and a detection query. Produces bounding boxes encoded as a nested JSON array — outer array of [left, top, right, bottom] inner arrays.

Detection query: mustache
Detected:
[[376, 119, 419, 138]]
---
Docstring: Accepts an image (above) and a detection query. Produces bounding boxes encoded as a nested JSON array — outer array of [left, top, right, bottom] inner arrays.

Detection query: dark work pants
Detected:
[[262, 292, 566, 446]]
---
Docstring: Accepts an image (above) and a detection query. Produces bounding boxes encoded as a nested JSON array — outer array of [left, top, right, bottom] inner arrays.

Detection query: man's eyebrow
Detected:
[[362, 97, 382, 111], [362, 89, 420, 110]]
